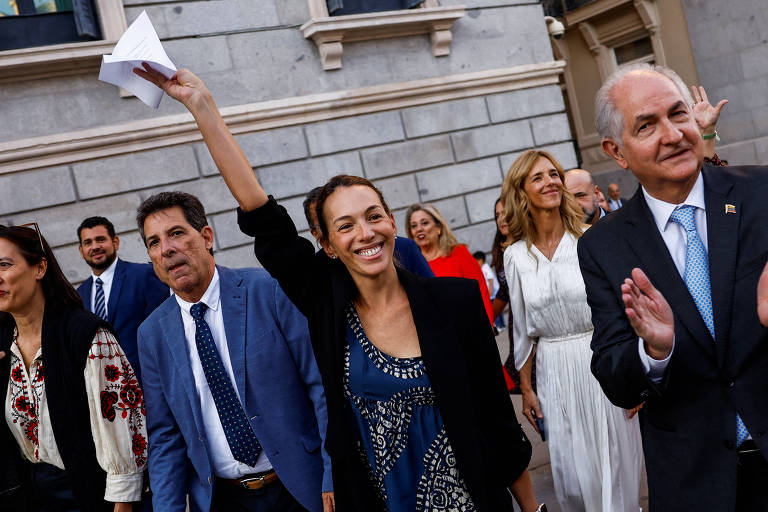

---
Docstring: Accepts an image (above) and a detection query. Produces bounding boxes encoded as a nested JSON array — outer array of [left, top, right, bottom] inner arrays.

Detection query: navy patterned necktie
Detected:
[[94, 278, 107, 320], [190, 302, 262, 466], [669, 205, 750, 446]]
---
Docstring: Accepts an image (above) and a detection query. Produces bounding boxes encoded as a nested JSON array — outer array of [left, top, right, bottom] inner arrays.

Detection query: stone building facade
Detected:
[[1, 0, 574, 283], [541, 0, 768, 193]]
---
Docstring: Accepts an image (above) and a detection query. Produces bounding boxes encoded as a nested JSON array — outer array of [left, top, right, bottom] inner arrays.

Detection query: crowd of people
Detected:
[[1, 59, 768, 512]]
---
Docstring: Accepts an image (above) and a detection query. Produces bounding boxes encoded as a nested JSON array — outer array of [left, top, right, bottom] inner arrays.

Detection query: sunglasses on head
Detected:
[[0, 222, 45, 255]]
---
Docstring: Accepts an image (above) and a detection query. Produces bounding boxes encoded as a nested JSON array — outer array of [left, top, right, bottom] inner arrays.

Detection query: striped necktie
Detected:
[[94, 277, 107, 320], [669, 205, 750, 446]]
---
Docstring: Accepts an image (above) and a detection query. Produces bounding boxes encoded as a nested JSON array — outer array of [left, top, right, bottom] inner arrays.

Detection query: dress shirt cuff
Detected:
[[637, 337, 674, 383], [104, 471, 144, 503]]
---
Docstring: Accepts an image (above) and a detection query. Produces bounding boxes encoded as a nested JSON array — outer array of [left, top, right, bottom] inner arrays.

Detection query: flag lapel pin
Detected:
[[724, 204, 736, 214]]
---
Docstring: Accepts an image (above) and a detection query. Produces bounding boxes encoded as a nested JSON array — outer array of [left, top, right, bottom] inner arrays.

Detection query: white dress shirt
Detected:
[[637, 172, 707, 379], [174, 268, 272, 478], [90, 257, 118, 317]]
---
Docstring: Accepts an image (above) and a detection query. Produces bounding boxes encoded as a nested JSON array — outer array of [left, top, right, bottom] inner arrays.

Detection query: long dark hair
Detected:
[[490, 197, 506, 275], [0, 225, 83, 311]]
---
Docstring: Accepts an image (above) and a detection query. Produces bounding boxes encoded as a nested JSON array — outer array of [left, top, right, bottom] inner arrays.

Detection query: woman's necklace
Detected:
[[538, 232, 563, 261]]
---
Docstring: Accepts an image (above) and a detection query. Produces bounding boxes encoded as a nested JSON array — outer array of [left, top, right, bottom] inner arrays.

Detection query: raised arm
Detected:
[[133, 65, 267, 211], [690, 84, 727, 160]]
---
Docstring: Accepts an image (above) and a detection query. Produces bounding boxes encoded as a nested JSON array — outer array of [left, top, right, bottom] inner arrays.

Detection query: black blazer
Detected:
[[238, 198, 531, 511], [578, 164, 768, 511]]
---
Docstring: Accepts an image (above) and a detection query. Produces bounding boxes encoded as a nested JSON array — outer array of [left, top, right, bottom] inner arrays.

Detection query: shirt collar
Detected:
[[174, 267, 221, 314], [92, 256, 118, 284], [641, 171, 705, 233]]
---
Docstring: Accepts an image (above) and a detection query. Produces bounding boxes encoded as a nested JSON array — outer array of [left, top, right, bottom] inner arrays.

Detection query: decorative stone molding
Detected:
[[0, 40, 116, 83], [300, 2, 465, 70], [633, 0, 666, 66], [564, 0, 630, 25], [0, 60, 565, 174], [0, 0, 127, 83], [578, 22, 615, 80]]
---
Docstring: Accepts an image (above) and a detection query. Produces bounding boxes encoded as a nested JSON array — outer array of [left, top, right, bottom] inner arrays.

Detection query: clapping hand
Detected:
[[759, 261, 768, 327], [133, 64, 210, 109], [690, 85, 728, 134], [622, 268, 675, 360]]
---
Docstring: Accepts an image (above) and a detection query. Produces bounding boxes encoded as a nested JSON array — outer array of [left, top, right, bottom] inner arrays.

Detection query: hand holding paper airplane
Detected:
[[99, 10, 177, 108]]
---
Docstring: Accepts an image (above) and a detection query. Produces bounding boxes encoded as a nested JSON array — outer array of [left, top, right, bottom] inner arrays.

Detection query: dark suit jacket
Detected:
[[394, 236, 434, 278], [238, 197, 531, 511], [137, 267, 331, 512], [77, 258, 168, 383], [578, 164, 768, 511]]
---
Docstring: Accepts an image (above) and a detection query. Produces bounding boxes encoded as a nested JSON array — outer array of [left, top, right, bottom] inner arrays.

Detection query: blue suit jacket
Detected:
[[77, 258, 168, 384], [137, 266, 331, 512], [394, 236, 434, 278]]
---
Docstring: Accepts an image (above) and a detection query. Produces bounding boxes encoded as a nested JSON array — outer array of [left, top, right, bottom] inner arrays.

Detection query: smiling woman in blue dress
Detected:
[[134, 64, 545, 512]]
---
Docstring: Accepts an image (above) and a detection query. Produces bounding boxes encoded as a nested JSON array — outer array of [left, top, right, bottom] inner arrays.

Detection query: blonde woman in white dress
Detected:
[[501, 149, 643, 512]]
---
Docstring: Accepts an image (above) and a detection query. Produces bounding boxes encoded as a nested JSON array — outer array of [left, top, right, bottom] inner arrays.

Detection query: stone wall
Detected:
[[682, 0, 768, 165], [1, 0, 575, 283]]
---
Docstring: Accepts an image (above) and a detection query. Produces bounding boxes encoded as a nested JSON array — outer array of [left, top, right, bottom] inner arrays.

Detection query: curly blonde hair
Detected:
[[404, 203, 460, 257], [500, 150, 585, 250]]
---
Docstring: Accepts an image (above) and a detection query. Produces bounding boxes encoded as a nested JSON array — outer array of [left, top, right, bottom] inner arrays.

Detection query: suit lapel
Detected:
[[400, 271, 456, 376], [80, 278, 93, 312], [107, 259, 126, 324], [158, 301, 206, 433], [218, 267, 247, 406], [702, 166, 738, 367], [623, 190, 716, 359]]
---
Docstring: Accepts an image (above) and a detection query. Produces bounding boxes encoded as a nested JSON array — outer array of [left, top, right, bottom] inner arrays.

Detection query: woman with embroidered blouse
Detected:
[[0, 225, 147, 511], [134, 64, 546, 512]]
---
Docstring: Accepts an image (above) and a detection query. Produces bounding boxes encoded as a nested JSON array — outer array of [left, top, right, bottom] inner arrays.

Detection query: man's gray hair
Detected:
[[595, 63, 694, 144]]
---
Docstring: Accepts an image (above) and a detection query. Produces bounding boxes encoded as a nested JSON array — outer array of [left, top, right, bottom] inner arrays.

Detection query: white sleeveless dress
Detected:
[[504, 232, 642, 512]]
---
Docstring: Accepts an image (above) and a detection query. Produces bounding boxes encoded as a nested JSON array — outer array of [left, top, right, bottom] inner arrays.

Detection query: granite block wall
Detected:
[[2, 0, 576, 284], [4, 83, 575, 283], [682, 0, 768, 165]]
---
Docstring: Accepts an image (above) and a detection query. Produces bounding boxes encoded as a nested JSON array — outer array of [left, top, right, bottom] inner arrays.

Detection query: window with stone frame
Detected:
[[302, 0, 465, 70], [0, 0, 127, 84], [327, 0, 423, 16], [0, 0, 101, 51]]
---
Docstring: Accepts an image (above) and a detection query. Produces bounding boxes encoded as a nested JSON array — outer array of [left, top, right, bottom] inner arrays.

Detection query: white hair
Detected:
[[594, 63, 695, 144]]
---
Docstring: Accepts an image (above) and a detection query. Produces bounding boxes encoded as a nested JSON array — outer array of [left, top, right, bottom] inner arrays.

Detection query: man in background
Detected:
[[607, 182, 628, 210], [565, 169, 607, 225], [76, 216, 168, 384]]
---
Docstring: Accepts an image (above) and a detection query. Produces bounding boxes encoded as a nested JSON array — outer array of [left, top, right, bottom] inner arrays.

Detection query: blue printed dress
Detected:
[[343, 304, 476, 512]]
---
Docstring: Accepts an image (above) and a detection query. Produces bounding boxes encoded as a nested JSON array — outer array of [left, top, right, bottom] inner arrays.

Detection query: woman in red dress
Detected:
[[405, 203, 494, 325]]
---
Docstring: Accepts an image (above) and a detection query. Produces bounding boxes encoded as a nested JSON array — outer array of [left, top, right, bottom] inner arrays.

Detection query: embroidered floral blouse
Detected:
[[4, 328, 147, 502]]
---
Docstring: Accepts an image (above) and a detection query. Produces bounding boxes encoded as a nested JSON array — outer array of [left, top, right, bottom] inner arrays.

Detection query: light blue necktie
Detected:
[[94, 277, 107, 320], [669, 205, 750, 446], [190, 302, 262, 466]]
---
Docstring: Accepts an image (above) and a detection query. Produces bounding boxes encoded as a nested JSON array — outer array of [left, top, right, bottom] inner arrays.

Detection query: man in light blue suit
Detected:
[[135, 191, 333, 512]]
